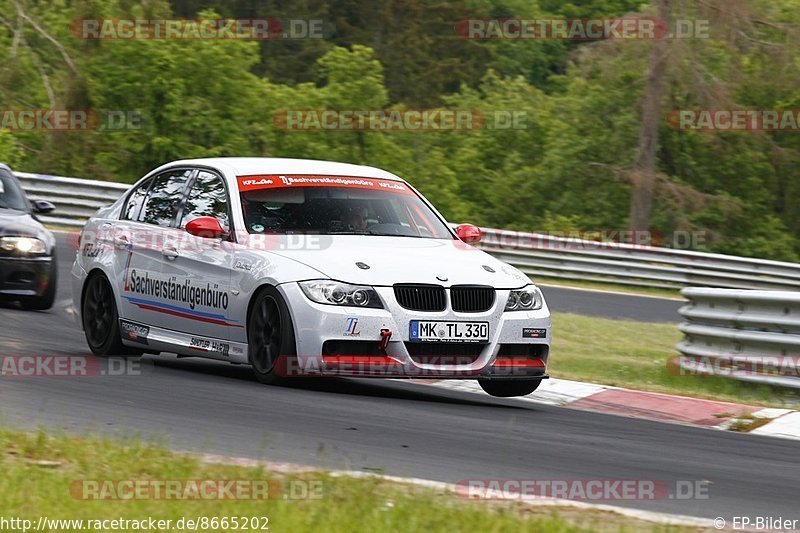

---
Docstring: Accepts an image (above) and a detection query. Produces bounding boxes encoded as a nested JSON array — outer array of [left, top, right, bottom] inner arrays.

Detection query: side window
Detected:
[[180, 171, 230, 232], [122, 178, 151, 221], [139, 169, 192, 227]]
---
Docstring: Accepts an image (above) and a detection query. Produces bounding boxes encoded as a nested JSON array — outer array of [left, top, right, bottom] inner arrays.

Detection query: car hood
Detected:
[[0, 208, 48, 238], [251, 235, 532, 288]]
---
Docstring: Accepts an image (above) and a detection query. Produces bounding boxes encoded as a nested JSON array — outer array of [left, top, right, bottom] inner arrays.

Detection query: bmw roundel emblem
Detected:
[[436, 274, 448, 282]]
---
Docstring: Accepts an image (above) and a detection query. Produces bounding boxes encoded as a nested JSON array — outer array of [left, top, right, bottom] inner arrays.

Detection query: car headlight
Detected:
[[299, 280, 383, 309], [0, 236, 47, 255], [505, 285, 543, 311]]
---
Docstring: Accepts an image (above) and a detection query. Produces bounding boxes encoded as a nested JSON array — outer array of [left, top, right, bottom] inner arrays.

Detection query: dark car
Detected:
[[0, 164, 57, 310]]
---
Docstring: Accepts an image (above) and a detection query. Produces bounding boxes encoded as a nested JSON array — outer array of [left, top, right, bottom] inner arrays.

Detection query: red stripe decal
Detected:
[[321, 355, 400, 366], [132, 303, 242, 327], [493, 357, 545, 368]]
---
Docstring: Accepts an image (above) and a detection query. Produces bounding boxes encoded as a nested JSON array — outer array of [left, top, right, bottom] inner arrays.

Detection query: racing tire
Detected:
[[478, 378, 542, 397], [248, 286, 297, 385], [82, 272, 142, 357], [19, 256, 57, 311]]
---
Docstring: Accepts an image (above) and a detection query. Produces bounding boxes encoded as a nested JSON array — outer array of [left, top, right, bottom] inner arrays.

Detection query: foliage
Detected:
[[0, 0, 798, 261]]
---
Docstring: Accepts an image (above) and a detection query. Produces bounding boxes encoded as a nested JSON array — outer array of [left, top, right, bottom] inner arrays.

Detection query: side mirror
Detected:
[[186, 216, 227, 239], [32, 200, 56, 214], [456, 224, 482, 244]]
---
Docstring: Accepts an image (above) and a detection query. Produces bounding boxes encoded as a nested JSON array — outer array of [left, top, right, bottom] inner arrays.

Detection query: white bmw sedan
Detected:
[[72, 158, 551, 397]]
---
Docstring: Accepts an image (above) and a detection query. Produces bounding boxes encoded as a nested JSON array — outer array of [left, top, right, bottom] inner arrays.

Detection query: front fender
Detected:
[[227, 245, 329, 341]]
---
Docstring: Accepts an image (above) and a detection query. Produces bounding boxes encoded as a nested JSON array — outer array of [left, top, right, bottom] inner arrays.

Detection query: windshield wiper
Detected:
[[366, 230, 423, 238], [315, 230, 425, 237]]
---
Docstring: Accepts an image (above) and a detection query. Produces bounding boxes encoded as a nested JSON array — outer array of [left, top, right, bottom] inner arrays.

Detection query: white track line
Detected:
[[421, 377, 608, 406], [196, 453, 714, 528], [750, 411, 800, 440]]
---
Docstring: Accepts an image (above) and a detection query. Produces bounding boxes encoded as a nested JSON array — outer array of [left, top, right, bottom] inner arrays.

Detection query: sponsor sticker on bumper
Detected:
[[522, 328, 547, 338]]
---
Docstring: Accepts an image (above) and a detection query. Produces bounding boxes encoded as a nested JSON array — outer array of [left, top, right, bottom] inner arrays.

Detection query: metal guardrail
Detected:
[[14, 171, 800, 290], [676, 288, 800, 388], [479, 230, 800, 290], [15, 171, 129, 228]]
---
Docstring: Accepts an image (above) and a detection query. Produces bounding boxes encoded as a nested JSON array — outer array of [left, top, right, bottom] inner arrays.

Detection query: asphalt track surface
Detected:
[[0, 234, 797, 521], [540, 285, 682, 323]]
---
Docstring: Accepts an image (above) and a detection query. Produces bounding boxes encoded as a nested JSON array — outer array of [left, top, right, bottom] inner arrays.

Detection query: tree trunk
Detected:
[[629, 0, 672, 231]]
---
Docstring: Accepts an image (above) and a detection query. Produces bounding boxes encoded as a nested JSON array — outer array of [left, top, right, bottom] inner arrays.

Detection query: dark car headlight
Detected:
[[505, 285, 543, 311], [0, 236, 47, 255], [299, 280, 383, 309]]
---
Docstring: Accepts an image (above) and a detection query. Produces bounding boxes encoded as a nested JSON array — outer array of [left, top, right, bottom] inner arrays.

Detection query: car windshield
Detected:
[[0, 169, 29, 211], [239, 179, 453, 239]]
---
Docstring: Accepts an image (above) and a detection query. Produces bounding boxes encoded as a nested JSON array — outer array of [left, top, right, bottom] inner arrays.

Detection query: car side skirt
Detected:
[[118, 319, 249, 363]]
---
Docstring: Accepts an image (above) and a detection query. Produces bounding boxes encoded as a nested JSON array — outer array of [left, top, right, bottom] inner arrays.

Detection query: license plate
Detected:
[[409, 321, 489, 343]]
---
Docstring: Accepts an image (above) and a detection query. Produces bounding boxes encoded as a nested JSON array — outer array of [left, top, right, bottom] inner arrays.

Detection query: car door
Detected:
[[156, 169, 237, 354], [115, 168, 193, 328]]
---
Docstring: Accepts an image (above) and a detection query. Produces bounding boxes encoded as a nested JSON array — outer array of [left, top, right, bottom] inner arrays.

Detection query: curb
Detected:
[[421, 378, 800, 440]]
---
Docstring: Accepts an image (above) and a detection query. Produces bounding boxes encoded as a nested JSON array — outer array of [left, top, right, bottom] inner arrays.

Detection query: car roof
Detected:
[[164, 157, 405, 182]]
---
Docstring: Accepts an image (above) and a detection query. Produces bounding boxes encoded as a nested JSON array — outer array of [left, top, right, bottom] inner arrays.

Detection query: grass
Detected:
[[727, 414, 774, 433], [0, 429, 695, 533], [549, 312, 800, 408]]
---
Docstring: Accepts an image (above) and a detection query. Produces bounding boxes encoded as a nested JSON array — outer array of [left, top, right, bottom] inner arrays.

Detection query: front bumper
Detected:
[[0, 256, 53, 297], [278, 283, 551, 379]]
